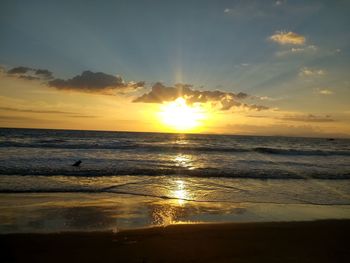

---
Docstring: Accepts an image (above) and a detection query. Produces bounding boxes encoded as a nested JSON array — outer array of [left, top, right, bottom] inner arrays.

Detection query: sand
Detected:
[[1, 220, 349, 263]]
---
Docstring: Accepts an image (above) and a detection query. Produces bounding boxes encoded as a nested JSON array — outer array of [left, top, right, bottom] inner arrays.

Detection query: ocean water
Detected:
[[0, 128, 350, 232]]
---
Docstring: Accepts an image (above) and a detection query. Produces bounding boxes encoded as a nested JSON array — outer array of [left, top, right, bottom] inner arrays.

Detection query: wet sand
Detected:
[[1, 220, 349, 263]]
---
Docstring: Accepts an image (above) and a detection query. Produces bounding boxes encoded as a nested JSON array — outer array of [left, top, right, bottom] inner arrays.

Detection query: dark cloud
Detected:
[[35, 69, 53, 79], [4, 65, 267, 112], [5, 66, 144, 95], [6, 66, 53, 81], [278, 114, 335, 122], [7, 66, 32, 74], [18, 75, 40, 81], [133, 82, 266, 111], [48, 71, 145, 95]]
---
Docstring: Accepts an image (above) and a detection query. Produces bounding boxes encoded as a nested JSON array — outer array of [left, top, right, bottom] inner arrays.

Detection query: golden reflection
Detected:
[[174, 154, 195, 170], [150, 179, 191, 225], [173, 179, 188, 205]]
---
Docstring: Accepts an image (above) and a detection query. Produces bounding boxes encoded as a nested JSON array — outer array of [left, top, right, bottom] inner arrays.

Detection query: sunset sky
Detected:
[[1, 0, 349, 137]]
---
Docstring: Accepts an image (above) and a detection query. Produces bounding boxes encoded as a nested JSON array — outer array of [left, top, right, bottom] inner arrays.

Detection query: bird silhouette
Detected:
[[72, 160, 82, 167]]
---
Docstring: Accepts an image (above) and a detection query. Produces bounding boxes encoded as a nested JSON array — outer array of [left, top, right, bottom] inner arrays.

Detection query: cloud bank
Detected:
[[5, 65, 268, 111], [133, 83, 268, 111]]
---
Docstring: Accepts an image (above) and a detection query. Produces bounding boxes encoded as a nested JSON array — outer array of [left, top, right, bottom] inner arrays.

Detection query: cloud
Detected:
[[270, 31, 305, 45], [258, 96, 275, 101], [0, 116, 41, 122], [275, 0, 286, 6], [277, 114, 335, 122], [18, 75, 40, 81], [0, 106, 75, 114], [5, 65, 145, 95], [0, 107, 98, 119], [133, 83, 268, 111], [223, 122, 343, 138], [316, 88, 333, 95], [225, 2, 321, 21], [6, 66, 53, 80], [68, 115, 98, 118], [276, 45, 317, 57], [35, 69, 53, 79], [223, 4, 267, 18], [299, 67, 325, 77], [48, 71, 145, 95], [319, 90, 333, 95], [7, 66, 32, 74], [0, 65, 6, 74], [247, 113, 335, 123]]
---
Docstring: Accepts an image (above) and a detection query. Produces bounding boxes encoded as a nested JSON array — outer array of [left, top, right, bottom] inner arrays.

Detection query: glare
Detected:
[[173, 180, 188, 205], [173, 154, 197, 170], [159, 97, 206, 132]]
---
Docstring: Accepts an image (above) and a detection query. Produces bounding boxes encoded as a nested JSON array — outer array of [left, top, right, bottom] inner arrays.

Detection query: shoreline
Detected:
[[2, 219, 349, 263]]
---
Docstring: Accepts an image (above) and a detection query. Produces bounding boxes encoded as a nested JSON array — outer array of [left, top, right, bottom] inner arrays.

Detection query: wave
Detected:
[[252, 147, 350, 156], [0, 187, 349, 206], [1, 141, 350, 156], [0, 167, 349, 179]]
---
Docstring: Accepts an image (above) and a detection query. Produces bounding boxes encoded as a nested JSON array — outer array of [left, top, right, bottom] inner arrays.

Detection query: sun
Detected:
[[158, 97, 206, 132]]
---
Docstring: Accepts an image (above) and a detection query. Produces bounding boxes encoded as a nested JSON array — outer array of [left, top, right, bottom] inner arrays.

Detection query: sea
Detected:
[[0, 128, 350, 233]]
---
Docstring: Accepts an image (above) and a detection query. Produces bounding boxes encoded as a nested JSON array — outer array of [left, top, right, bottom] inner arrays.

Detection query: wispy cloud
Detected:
[[319, 90, 333, 95], [276, 45, 317, 57], [224, 1, 321, 20], [299, 67, 325, 77], [248, 113, 335, 123], [0, 106, 99, 119], [270, 31, 305, 45], [223, 2, 268, 19], [274, 0, 286, 6], [277, 114, 335, 122], [315, 88, 334, 95], [67, 115, 98, 118], [0, 106, 75, 114], [133, 82, 268, 111]]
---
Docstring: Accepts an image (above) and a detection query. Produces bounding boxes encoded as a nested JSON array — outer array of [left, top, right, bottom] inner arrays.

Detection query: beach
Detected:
[[1, 129, 350, 262], [2, 220, 349, 263], [2, 0, 350, 261]]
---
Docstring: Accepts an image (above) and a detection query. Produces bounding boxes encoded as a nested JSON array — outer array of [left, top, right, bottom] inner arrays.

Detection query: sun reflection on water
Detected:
[[173, 179, 188, 205], [174, 154, 196, 170], [150, 179, 192, 225]]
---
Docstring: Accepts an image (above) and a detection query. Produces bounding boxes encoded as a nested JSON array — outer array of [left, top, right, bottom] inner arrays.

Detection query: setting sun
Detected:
[[158, 98, 206, 132]]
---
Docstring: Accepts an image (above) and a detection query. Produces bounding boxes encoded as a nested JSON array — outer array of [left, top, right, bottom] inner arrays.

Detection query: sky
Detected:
[[0, 0, 350, 137]]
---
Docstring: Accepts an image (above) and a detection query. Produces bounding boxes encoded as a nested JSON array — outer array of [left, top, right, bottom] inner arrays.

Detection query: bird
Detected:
[[72, 160, 82, 167]]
